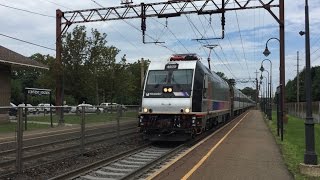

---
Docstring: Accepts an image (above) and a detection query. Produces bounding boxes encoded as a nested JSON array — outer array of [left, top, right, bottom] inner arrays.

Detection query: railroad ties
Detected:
[[75, 146, 172, 180]]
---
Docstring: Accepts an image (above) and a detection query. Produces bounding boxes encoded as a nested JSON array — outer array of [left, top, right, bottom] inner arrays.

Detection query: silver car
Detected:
[[71, 104, 103, 114]]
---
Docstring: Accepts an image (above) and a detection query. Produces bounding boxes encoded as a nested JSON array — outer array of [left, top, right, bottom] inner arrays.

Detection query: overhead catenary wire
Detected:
[[200, 14, 239, 79], [38, 0, 73, 10], [89, 0, 176, 53], [196, 13, 248, 79], [234, 7, 251, 79], [0, 3, 55, 18], [150, 18, 190, 53], [0, 33, 56, 51]]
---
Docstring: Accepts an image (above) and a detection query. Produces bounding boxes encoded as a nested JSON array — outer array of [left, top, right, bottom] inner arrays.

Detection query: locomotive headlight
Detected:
[[185, 108, 190, 113], [143, 108, 148, 113], [168, 87, 173, 93], [163, 88, 168, 93]]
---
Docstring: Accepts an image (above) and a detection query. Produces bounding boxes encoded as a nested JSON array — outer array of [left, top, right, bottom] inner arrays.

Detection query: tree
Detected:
[[62, 26, 120, 105], [240, 87, 256, 101], [285, 66, 320, 102], [216, 71, 228, 81]]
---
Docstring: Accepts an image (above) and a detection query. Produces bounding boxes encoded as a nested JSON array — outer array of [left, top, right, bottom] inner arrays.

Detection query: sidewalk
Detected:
[[152, 110, 293, 180]]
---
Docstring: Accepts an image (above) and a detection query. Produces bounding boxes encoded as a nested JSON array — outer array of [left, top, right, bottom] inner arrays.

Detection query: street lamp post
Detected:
[[262, 69, 271, 120], [260, 67, 271, 120], [259, 80, 264, 112], [299, 0, 318, 165], [260, 59, 273, 120], [263, 36, 284, 141], [260, 75, 268, 117]]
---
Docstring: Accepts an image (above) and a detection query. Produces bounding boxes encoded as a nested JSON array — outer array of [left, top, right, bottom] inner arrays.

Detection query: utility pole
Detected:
[[297, 51, 300, 116], [56, 9, 64, 125]]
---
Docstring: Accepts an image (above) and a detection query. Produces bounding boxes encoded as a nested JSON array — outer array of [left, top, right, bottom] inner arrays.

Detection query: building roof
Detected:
[[0, 45, 48, 70]]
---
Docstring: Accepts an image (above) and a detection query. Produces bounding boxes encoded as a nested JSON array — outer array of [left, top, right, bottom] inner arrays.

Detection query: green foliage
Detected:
[[285, 66, 320, 102], [240, 87, 257, 101], [216, 71, 228, 81], [10, 26, 149, 106]]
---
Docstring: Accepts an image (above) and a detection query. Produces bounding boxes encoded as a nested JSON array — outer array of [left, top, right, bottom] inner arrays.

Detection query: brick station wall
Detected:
[[0, 64, 11, 123]]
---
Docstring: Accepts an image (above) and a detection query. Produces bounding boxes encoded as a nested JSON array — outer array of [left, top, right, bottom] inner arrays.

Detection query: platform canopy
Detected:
[[0, 45, 48, 70]]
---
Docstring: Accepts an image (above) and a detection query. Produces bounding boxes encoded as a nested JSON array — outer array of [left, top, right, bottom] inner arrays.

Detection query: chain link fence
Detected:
[[0, 104, 140, 175], [286, 102, 320, 123]]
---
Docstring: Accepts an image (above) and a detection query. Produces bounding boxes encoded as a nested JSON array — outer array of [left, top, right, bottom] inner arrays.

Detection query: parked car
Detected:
[[63, 105, 72, 113], [105, 103, 127, 112], [36, 103, 55, 114], [18, 103, 36, 114], [71, 104, 103, 114], [100, 102, 111, 112], [9, 102, 17, 116]]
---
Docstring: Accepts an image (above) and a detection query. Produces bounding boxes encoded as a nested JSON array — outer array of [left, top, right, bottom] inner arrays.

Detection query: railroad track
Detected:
[[0, 121, 137, 149], [49, 117, 235, 180], [0, 127, 139, 176], [50, 143, 185, 180]]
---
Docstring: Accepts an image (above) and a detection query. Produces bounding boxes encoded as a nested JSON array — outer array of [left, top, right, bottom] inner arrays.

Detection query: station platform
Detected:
[[149, 110, 293, 180]]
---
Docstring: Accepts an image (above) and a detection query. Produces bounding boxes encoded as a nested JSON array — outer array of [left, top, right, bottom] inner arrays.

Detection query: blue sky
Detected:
[[1, 0, 320, 92]]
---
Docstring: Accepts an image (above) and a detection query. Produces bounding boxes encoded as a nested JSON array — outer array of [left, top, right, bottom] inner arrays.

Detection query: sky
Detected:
[[1, 0, 320, 92]]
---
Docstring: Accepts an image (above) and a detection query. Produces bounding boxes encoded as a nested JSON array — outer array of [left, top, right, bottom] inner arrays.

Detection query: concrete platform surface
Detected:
[[152, 110, 293, 180]]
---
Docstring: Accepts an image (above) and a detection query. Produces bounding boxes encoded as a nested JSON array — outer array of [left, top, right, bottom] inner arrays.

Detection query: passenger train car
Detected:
[[138, 54, 254, 141]]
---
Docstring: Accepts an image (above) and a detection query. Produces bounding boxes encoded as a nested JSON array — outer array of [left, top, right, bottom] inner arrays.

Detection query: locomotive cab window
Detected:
[[146, 69, 193, 85], [147, 71, 168, 85], [144, 69, 193, 98], [171, 69, 193, 85]]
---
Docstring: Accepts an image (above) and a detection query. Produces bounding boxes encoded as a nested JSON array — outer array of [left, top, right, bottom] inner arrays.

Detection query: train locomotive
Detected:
[[138, 54, 255, 141]]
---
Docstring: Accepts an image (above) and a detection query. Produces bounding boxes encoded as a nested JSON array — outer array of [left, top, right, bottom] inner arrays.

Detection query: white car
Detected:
[[71, 104, 103, 114], [18, 104, 36, 114], [36, 103, 55, 114]]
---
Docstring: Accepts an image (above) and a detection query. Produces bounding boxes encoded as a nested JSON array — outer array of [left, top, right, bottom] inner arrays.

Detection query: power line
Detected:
[[0, 3, 55, 18], [89, 0, 175, 53], [39, 0, 73, 10], [202, 14, 239, 78], [234, 10, 251, 79], [150, 18, 190, 53], [0, 33, 55, 51], [90, 0, 104, 7]]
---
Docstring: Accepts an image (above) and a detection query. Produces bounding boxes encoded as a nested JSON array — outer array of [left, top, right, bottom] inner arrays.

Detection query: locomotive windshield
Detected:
[[146, 69, 193, 85], [144, 69, 193, 98], [147, 71, 168, 85]]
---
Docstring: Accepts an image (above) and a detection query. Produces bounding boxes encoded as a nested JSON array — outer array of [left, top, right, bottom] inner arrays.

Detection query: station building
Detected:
[[0, 45, 48, 123]]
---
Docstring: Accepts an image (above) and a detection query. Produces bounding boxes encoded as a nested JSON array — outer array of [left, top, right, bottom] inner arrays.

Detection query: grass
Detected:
[[0, 122, 50, 133], [266, 111, 320, 180]]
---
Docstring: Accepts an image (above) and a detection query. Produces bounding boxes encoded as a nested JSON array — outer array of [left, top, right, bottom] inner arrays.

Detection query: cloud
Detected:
[[0, 0, 319, 90]]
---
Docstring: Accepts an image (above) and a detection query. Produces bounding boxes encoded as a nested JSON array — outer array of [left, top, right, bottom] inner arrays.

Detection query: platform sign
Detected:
[[26, 88, 51, 95], [24, 87, 53, 130]]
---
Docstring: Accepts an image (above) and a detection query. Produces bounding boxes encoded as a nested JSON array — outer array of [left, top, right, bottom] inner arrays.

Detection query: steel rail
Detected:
[[0, 134, 145, 179], [48, 143, 152, 180], [50, 118, 230, 180], [0, 120, 136, 144], [0, 126, 136, 156], [121, 144, 185, 180], [0, 131, 138, 168]]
